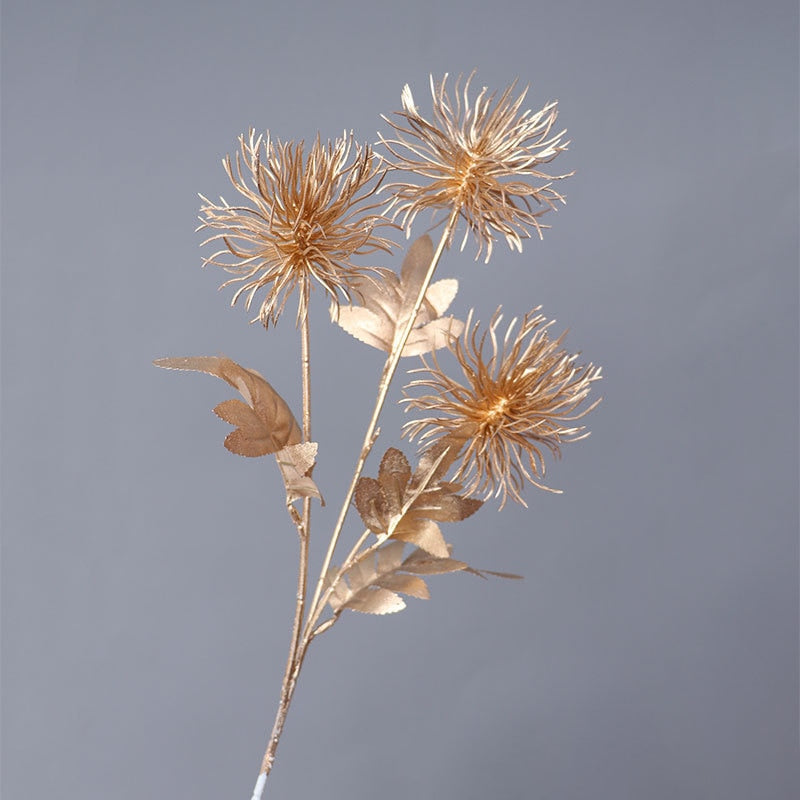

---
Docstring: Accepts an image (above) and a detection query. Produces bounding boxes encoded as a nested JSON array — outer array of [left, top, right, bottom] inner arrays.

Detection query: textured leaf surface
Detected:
[[391, 517, 449, 558], [354, 446, 482, 557], [276, 442, 323, 504], [154, 356, 301, 456], [325, 541, 521, 616], [334, 235, 464, 356], [325, 542, 458, 615]]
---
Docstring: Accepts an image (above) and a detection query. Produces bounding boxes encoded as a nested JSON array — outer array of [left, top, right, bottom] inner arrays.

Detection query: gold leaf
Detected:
[[213, 399, 273, 457], [334, 306, 390, 351], [347, 588, 407, 615], [391, 518, 449, 559], [354, 477, 389, 533], [326, 542, 412, 615], [377, 448, 411, 512], [325, 541, 520, 617], [213, 398, 259, 428], [326, 541, 435, 615], [377, 572, 430, 600], [412, 433, 469, 486], [154, 356, 301, 456], [375, 540, 406, 572], [400, 543, 522, 581], [275, 442, 324, 505], [400, 547, 469, 576], [333, 234, 464, 357], [353, 444, 484, 557], [403, 490, 483, 524]]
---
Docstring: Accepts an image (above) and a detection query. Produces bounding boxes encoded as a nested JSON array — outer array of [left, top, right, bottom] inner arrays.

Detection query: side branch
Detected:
[[305, 208, 459, 636]]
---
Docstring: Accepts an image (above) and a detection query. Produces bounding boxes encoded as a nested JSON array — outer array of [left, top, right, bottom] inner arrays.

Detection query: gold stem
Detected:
[[306, 529, 380, 636], [253, 313, 313, 797], [305, 432, 455, 639], [252, 210, 458, 797], [304, 209, 459, 638], [300, 313, 312, 445], [297, 315, 313, 676]]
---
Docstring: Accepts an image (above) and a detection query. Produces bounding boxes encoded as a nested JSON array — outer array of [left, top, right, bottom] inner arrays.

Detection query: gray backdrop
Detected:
[[2, 1, 798, 798]]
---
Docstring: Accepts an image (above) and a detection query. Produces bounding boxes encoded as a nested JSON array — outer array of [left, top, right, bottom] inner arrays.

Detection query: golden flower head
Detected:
[[380, 73, 572, 263], [403, 308, 601, 508], [199, 130, 394, 327]]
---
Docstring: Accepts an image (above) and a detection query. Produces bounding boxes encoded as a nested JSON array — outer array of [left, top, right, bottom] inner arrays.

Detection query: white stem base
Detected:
[[250, 772, 267, 800]]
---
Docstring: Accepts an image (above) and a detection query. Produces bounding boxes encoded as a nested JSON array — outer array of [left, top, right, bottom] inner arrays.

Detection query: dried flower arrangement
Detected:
[[155, 73, 602, 799]]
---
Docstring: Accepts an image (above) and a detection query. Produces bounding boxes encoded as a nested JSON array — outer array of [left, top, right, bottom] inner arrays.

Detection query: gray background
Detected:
[[2, 1, 798, 798]]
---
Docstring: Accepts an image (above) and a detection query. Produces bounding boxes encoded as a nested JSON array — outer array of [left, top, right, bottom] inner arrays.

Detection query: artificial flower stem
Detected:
[[300, 310, 312, 446], [305, 528, 374, 635], [252, 314, 313, 798], [305, 446, 456, 636], [305, 208, 460, 634]]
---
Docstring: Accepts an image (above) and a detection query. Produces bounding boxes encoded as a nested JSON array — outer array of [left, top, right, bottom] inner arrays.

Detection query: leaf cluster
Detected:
[[153, 356, 301, 456], [324, 541, 470, 615], [355, 445, 482, 558], [153, 356, 322, 503], [334, 234, 463, 357]]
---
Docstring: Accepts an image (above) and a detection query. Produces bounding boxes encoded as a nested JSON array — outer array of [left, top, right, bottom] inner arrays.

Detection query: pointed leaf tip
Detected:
[[276, 442, 324, 505], [156, 355, 301, 456], [334, 235, 463, 357]]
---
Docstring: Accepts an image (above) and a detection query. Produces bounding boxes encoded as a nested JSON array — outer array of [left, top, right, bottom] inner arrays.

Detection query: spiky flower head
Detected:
[[199, 131, 394, 327], [403, 309, 601, 507], [380, 73, 572, 263]]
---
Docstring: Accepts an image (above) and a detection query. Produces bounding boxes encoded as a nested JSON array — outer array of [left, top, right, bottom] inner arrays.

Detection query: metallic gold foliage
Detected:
[[334, 234, 464, 356], [154, 356, 301, 456], [157, 72, 600, 797], [381, 73, 571, 262], [403, 309, 602, 507], [324, 541, 467, 615], [354, 446, 483, 557], [276, 442, 323, 505], [324, 540, 519, 616], [199, 131, 394, 326]]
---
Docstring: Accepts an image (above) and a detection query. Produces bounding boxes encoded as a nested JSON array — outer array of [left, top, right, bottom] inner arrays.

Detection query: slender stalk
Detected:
[[251, 314, 313, 798], [252, 209, 458, 799], [299, 313, 312, 446], [307, 528, 373, 632], [305, 209, 459, 635]]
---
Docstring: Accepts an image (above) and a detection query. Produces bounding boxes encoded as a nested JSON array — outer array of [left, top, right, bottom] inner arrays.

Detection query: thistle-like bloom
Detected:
[[380, 73, 571, 262], [199, 131, 394, 326], [403, 309, 601, 507]]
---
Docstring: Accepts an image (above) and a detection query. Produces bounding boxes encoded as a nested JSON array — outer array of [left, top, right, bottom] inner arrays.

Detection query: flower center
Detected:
[[453, 150, 479, 197], [294, 219, 314, 252], [483, 395, 510, 427]]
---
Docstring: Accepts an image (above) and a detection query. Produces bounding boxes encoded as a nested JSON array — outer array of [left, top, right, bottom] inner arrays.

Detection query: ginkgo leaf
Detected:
[[354, 445, 483, 557], [333, 234, 464, 356], [276, 442, 324, 505], [154, 356, 301, 456]]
